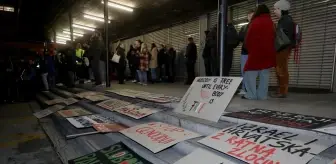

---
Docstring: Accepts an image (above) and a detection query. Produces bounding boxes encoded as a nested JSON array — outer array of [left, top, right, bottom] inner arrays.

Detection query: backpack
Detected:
[[293, 23, 302, 64]]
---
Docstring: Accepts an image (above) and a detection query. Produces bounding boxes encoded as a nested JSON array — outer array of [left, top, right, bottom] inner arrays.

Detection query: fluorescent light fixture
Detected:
[[56, 41, 66, 44], [56, 36, 71, 41], [4, 6, 14, 12], [63, 31, 84, 37], [237, 22, 248, 26], [101, 1, 133, 12], [84, 14, 111, 23], [72, 24, 95, 31]]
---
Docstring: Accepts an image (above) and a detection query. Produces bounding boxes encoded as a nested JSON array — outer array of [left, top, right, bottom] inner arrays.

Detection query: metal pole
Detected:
[[68, 11, 74, 42], [219, 0, 228, 76], [256, 0, 259, 6], [217, 0, 221, 76], [104, 0, 110, 87], [330, 39, 336, 92]]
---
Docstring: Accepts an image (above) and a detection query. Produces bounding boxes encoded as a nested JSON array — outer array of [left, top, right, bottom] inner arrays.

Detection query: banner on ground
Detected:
[[224, 108, 336, 130], [63, 98, 78, 105], [97, 99, 132, 111], [198, 123, 334, 164], [174, 148, 237, 164], [44, 98, 64, 105], [75, 91, 101, 98], [121, 122, 201, 153], [85, 95, 110, 102], [34, 105, 65, 119], [107, 89, 137, 98], [315, 125, 336, 136], [68, 142, 152, 164], [66, 114, 113, 128], [57, 107, 92, 118], [114, 104, 161, 119], [93, 123, 127, 133], [174, 77, 242, 122]]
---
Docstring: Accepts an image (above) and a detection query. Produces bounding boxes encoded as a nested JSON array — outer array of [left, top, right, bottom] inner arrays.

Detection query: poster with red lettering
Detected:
[[174, 148, 237, 164], [174, 77, 242, 122], [114, 104, 161, 119], [121, 122, 201, 153], [199, 123, 335, 164]]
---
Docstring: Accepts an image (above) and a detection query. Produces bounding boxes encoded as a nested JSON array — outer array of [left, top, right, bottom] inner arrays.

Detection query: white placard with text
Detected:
[[199, 123, 334, 164], [121, 122, 201, 153], [114, 104, 161, 119], [174, 148, 237, 164], [33, 105, 65, 119], [174, 77, 242, 122]]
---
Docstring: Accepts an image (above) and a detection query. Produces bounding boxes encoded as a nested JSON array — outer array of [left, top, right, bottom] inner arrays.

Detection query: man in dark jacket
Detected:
[[272, 0, 294, 98], [185, 37, 197, 85], [157, 44, 166, 81], [238, 9, 254, 95], [87, 32, 104, 86], [65, 44, 77, 88], [116, 44, 126, 84]]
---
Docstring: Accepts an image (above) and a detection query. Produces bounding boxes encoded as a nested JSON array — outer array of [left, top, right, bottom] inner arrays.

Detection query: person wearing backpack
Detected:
[[273, 0, 296, 98]]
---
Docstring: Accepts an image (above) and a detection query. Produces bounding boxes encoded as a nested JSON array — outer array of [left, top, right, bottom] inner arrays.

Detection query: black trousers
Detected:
[[129, 64, 137, 80], [91, 59, 102, 84], [186, 62, 195, 84], [203, 57, 212, 76], [117, 66, 125, 84]]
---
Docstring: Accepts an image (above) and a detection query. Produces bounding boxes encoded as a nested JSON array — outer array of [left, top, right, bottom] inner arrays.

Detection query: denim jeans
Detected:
[[137, 70, 147, 84], [41, 73, 49, 90], [150, 68, 157, 81], [244, 69, 270, 100], [240, 54, 248, 91]]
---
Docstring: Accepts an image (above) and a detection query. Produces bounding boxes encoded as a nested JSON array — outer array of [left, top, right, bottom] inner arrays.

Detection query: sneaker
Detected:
[[142, 83, 147, 86], [132, 80, 137, 83], [138, 82, 143, 85], [238, 90, 246, 95]]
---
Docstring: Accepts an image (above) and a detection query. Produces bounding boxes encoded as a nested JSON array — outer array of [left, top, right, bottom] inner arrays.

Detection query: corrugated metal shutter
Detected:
[[209, 10, 218, 29], [143, 29, 169, 46]]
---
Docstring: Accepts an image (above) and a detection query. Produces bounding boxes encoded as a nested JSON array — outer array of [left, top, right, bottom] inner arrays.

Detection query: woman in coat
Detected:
[[137, 43, 150, 85], [243, 4, 276, 100], [127, 45, 137, 82], [150, 43, 158, 83], [116, 44, 126, 84]]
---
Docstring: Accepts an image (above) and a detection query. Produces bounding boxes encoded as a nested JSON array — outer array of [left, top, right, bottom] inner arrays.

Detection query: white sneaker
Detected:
[[142, 83, 147, 86], [238, 90, 246, 95], [138, 82, 143, 85], [132, 80, 137, 83]]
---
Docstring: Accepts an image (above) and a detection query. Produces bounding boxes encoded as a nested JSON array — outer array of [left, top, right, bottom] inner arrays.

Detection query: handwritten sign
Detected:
[[85, 95, 110, 102], [57, 107, 92, 118], [68, 142, 152, 164], [63, 98, 78, 105], [93, 123, 127, 133], [44, 98, 64, 105], [67, 115, 113, 128], [33, 105, 65, 119], [174, 77, 242, 122], [97, 99, 132, 111], [199, 123, 334, 164], [225, 109, 336, 129], [121, 122, 201, 153], [75, 91, 101, 98], [174, 148, 237, 164], [315, 125, 336, 136], [114, 104, 161, 119]]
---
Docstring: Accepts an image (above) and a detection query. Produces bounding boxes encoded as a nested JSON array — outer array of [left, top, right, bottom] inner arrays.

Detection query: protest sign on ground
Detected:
[[57, 107, 92, 118], [174, 77, 242, 122], [199, 123, 335, 164], [174, 148, 237, 164], [121, 122, 201, 153], [63, 98, 78, 105], [75, 91, 101, 98], [85, 95, 110, 102], [66, 115, 113, 128], [96, 99, 132, 111], [93, 123, 127, 133], [44, 98, 64, 105], [68, 142, 152, 164], [34, 105, 65, 119], [114, 104, 161, 119]]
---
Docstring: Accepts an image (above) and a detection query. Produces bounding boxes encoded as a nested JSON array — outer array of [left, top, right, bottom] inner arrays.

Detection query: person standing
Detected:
[[224, 21, 240, 76], [157, 44, 166, 81], [185, 37, 197, 85], [75, 43, 85, 83], [138, 43, 150, 85], [87, 32, 104, 86], [127, 45, 137, 82], [115, 43, 126, 84], [243, 4, 276, 100], [166, 45, 176, 83], [65, 44, 77, 88], [273, 0, 294, 98], [238, 9, 254, 95], [149, 43, 158, 83], [133, 40, 142, 83]]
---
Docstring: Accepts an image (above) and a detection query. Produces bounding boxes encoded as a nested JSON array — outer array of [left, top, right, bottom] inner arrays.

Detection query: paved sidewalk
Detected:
[[0, 102, 61, 164]]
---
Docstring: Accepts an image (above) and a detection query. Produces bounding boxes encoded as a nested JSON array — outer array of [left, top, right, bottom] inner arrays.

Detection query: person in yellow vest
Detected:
[[75, 43, 85, 83]]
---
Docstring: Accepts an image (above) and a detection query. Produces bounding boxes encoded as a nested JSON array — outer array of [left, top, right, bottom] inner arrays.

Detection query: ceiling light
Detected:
[[72, 24, 95, 31], [63, 31, 84, 37], [101, 1, 133, 12], [84, 14, 111, 23], [56, 36, 71, 41], [237, 22, 248, 26], [56, 41, 66, 45]]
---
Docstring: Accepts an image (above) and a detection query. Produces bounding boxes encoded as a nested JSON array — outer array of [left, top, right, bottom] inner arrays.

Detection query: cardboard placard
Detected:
[[75, 91, 101, 98], [329, 159, 336, 164], [63, 98, 78, 105], [225, 108, 336, 130], [121, 122, 201, 153], [107, 90, 137, 98], [44, 98, 64, 105], [67, 115, 113, 128], [199, 123, 334, 164], [57, 107, 92, 118], [97, 99, 132, 111], [33, 105, 65, 119], [315, 125, 336, 136], [114, 104, 161, 119], [93, 123, 127, 133], [85, 95, 110, 102], [68, 142, 152, 164], [174, 77, 242, 122], [174, 148, 237, 164]]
